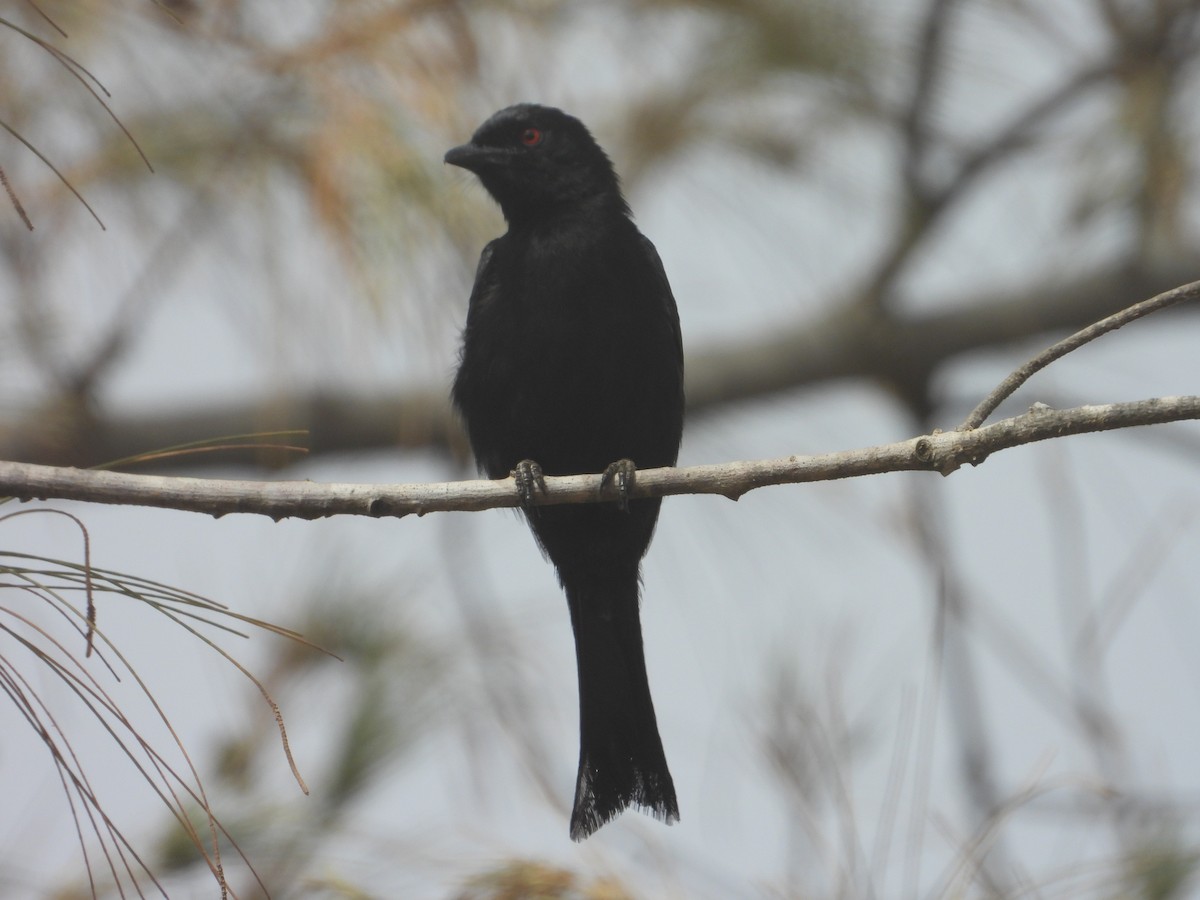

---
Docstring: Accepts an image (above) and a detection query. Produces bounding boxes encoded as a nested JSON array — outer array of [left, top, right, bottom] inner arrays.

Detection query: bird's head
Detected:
[[445, 104, 626, 225]]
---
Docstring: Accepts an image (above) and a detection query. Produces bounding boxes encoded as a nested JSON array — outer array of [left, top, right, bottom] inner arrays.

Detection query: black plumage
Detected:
[[446, 104, 684, 840]]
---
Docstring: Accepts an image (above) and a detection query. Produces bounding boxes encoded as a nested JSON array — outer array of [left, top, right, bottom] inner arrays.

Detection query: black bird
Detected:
[[446, 104, 684, 840]]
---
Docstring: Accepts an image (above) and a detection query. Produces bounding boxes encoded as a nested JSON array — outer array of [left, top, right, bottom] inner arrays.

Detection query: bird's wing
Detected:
[[465, 238, 502, 315], [640, 234, 684, 369]]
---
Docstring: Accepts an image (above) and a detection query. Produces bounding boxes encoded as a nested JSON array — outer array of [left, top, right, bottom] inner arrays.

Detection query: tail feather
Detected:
[[563, 567, 678, 841]]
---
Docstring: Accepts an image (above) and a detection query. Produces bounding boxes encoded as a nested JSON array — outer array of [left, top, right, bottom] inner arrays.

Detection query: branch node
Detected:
[[368, 497, 409, 519], [914, 437, 935, 464]]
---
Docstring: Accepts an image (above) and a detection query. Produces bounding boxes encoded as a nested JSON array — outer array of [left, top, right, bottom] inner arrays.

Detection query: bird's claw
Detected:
[[512, 459, 546, 508], [600, 458, 637, 512]]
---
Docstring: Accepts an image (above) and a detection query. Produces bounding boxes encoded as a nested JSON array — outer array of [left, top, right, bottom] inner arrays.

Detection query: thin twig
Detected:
[[0, 119, 106, 229], [0, 509, 95, 655], [0, 15, 154, 173], [20, 0, 68, 38], [0, 15, 110, 95], [960, 279, 1200, 430], [0, 164, 34, 230]]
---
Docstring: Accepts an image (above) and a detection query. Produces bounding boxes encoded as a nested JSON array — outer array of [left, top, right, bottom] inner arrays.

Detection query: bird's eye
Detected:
[[520, 127, 543, 147]]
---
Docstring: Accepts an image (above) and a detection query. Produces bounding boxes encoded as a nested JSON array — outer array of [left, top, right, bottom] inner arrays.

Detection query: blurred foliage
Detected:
[[1116, 831, 1200, 900], [162, 583, 446, 896], [0, 0, 874, 343], [455, 859, 634, 900]]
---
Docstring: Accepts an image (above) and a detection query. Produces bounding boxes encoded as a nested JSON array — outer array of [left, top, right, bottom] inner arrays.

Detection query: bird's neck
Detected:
[[504, 189, 629, 233]]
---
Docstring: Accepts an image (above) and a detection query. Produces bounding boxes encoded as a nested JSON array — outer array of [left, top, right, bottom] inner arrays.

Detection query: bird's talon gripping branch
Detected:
[[512, 459, 546, 508], [600, 458, 637, 512]]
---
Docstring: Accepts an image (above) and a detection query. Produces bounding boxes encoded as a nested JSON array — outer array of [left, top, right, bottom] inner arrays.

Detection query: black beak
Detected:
[[444, 142, 495, 172]]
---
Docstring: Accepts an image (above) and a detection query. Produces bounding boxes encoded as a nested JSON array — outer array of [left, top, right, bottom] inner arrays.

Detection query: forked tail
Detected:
[[563, 567, 678, 841]]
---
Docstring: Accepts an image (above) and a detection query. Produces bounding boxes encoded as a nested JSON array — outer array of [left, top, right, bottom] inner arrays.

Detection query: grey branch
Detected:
[[2, 396, 1196, 520], [962, 279, 1200, 429]]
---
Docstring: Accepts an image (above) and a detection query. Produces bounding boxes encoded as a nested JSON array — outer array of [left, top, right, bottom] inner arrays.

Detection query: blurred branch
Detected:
[[2, 395, 1197, 519], [901, 0, 961, 200], [906, 476, 1015, 892], [687, 259, 1197, 416], [2, 258, 1195, 470], [865, 53, 1119, 314]]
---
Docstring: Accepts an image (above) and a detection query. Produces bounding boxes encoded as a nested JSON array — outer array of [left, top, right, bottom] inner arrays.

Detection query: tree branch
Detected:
[[1, 396, 1195, 520], [961, 278, 1200, 429]]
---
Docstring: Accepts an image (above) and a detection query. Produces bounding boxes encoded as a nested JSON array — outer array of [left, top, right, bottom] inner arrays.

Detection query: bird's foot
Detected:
[[512, 459, 546, 508], [600, 458, 637, 512]]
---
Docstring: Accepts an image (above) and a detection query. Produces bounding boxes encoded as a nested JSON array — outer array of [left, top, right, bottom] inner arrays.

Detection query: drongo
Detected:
[[447, 104, 684, 840]]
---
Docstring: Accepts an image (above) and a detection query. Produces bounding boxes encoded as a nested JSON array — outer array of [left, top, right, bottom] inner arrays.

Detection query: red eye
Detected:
[[520, 127, 543, 146]]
